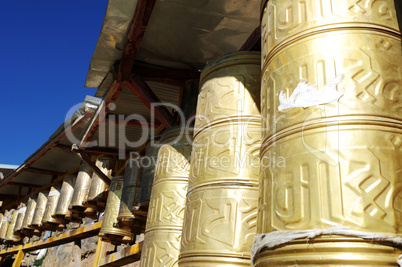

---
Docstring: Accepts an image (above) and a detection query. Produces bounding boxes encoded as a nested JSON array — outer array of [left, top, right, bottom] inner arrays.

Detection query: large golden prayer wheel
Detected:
[[42, 186, 62, 229], [117, 158, 144, 227], [54, 175, 76, 221], [140, 144, 190, 267], [22, 195, 37, 233], [70, 165, 92, 213], [256, 0, 402, 265], [160, 126, 193, 159], [30, 191, 48, 229], [179, 52, 261, 266], [137, 136, 161, 209], [5, 210, 19, 241], [99, 176, 134, 244], [14, 206, 26, 234], [85, 157, 115, 209]]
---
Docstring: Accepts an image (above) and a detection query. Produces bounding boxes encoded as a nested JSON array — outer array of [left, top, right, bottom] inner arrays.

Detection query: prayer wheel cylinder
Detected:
[[70, 165, 92, 212], [0, 211, 9, 239], [137, 136, 161, 208], [140, 144, 190, 267], [99, 176, 134, 243], [86, 157, 115, 205], [30, 191, 48, 228], [42, 186, 62, 226], [256, 0, 402, 265], [22, 196, 37, 230], [6, 210, 19, 240], [117, 158, 143, 224], [14, 206, 26, 234], [179, 52, 261, 266], [160, 126, 193, 159], [54, 175, 76, 220]]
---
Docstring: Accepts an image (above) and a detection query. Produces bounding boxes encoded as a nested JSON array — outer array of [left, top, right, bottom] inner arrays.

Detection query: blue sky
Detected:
[[0, 1, 108, 165]]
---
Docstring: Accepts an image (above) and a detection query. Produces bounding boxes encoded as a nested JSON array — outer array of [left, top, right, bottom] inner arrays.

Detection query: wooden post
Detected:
[[12, 250, 24, 267]]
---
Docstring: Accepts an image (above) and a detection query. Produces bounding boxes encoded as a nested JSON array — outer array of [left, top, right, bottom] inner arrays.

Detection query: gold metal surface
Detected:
[[0, 211, 9, 239], [261, 30, 402, 138], [196, 51, 261, 133], [180, 185, 258, 262], [180, 52, 261, 266], [261, 0, 401, 62], [22, 196, 36, 230], [160, 126, 194, 160], [54, 175, 76, 219], [190, 119, 261, 190], [141, 145, 190, 267], [30, 191, 48, 228], [138, 136, 161, 207], [117, 158, 142, 222], [253, 236, 402, 266], [87, 157, 115, 204], [258, 0, 402, 265], [42, 186, 62, 226], [140, 230, 181, 267], [70, 165, 92, 212], [5, 210, 19, 240], [99, 176, 134, 243]]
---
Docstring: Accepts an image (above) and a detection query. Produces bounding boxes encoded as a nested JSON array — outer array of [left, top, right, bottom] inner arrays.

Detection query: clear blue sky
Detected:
[[0, 1, 108, 165]]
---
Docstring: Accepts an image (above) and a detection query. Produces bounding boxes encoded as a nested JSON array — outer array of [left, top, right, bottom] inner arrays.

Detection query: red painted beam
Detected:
[[117, 0, 157, 82], [125, 75, 175, 128]]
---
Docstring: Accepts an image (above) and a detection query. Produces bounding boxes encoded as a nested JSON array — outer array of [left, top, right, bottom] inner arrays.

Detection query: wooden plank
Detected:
[[116, 0, 157, 82], [239, 26, 261, 51], [105, 116, 161, 128], [100, 242, 142, 267], [25, 167, 64, 176], [12, 249, 24, 267], [132, 66, 200, 82], [125, 75, 175, 128], [72, 146, 111, 186]]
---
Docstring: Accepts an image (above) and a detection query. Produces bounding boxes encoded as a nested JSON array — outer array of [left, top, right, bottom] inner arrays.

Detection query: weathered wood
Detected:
[[126, 75, 175, 128], [239, 26, 261, 51], [117, 0, 157, 82]]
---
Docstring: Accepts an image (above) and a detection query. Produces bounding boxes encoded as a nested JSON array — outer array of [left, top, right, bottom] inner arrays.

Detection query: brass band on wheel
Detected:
[[179, 52, 261, 267], [140, 144, 191, 267], [256, 0, 402, 265]]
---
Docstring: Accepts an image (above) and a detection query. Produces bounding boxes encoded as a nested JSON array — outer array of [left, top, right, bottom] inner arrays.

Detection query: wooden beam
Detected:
[[100, 242, 142, 267], [12, 249, 24, 267], [7, 182, 42, 189], [125, 75, 174, 128], [25, 167, 64, 176], [55, 144, 126, 157], [72, 145, 111, 186], [117, 0, 157, 82], [132, 66, 200, 82], [79, 82, 124, 150], [105, 116, 161, 128], [239, 26, 261, 51]]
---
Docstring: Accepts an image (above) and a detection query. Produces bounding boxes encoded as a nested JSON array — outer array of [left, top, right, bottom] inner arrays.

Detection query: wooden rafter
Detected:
[[25, 167, 64, 176], [125, 75, 174, 128], [105, 115, 161, 128], [117, 0, 158, 82]]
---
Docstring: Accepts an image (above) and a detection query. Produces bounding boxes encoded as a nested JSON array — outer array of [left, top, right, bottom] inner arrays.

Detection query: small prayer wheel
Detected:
[[42, 186, 62, 229], [70, 165, 92, 213], [30, 191, 48, 229], [54, 175, 76, 221]]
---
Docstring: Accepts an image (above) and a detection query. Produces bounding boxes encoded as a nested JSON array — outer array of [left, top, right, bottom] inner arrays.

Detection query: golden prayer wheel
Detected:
[[0, 211, 9, 239], [70, 165, 92, 213], [117, 158, 144, 226], [179, 51, 261, 267], [22, 195, 37, 232], [160, 126, 194, 160], [42, 186, 62, 228], [14, 206, 26, 234], [5, 210, 19, 241], [137, 136, 161, 209], [85, 157, 115, 209], [257, 0, 402, 265], [140, 145, 190, 267], [54, 175, 76, 220], [30, 191, 48, 228], [99, 176, 134, 244]]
